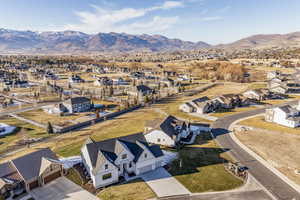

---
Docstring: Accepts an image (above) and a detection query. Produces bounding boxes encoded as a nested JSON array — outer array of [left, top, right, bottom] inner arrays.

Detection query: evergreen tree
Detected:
[[47, 122, 54, 134]]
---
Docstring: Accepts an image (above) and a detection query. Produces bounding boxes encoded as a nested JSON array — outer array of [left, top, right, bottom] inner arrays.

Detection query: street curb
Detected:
[[229, 114, 300, 195]]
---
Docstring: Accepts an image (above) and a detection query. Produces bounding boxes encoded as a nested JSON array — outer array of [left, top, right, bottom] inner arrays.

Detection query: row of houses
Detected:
[[0, 115, 210, 196], [180, 89, 284, 114], [180, 94, 251, 114]]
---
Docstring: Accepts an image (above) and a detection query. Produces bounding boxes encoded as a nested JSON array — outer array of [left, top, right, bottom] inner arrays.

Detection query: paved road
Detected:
[[30, 177, 98, 200], [0, 101, 59, 117], [211, 100, 300, 200]]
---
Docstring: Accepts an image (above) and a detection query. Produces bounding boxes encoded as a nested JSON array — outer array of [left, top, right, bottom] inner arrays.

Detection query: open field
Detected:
[[0, 116, 49, 154], [98, 178, 156, 200], [199, 82, 249, 97], [235, 128, 300, 186], [245, 65, 296, 74], [210, 106, 258, 118], [239, 116, 300, 135], [168, 133, 243, 193], [18, 109, 96, 126]]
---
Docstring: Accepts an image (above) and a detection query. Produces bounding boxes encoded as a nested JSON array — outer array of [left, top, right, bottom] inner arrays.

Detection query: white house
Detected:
[[81, 133, 164, 188], [179, 97, 217, 114], [265, 103, 300, 128], [144, 115, 210, 147]]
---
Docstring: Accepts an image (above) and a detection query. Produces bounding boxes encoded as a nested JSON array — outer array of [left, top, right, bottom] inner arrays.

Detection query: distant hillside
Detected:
[[218, 32, 300, 49], [0, 28, 211, 53]]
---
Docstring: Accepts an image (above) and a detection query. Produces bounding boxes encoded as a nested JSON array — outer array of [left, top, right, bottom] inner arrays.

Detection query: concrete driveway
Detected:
[[141, 167, 190, 198], [30, 177, 98, 200]]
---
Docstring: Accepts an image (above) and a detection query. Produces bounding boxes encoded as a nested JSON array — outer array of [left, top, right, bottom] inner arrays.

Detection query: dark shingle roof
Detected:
[[136, 85, 152, 92], [11, 148, 59, 182], [85, 133, 163, 168], [68, 97, 90, 105]]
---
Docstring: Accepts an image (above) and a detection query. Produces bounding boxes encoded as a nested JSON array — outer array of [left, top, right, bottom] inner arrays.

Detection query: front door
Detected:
[[123, 163, 127, 173]]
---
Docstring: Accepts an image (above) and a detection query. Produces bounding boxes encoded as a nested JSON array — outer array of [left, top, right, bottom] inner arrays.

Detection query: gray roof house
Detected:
[[62, 97, 92, 113], [0, 148, 63, 198], [81, 133, 164, 188], [144, 115, 209, 147]]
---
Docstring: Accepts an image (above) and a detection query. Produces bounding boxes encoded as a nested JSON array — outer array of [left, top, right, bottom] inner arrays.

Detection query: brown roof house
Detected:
[[0, 148, 63, 199]]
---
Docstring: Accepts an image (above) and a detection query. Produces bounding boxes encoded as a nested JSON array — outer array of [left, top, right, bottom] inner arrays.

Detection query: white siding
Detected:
[[144, 130, 175, 147]]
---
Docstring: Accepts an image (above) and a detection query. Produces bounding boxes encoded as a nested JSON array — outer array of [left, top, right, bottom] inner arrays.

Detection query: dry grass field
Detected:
[[235, 129, 300, 186], [98, 178, 156, 200]]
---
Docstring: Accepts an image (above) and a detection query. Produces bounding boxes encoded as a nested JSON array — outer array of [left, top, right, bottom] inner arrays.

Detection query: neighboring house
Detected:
[[94, 77, 113, 86], [180, 96, 216, 114], [81, 133, 164, 188], [69, 75, 84, 83], [4, 80, 29, 88], [144, 115, 210, 147], [0, 149, 63, 199], [160, 77, 175, 87], [265, 103, 300, 128], [243, 89, 271, 101], [213, 94, 240, 109], [112, 77, 129, 85], [62, 97, 91, 113], [267, 71, 280, 80], [269, 86, 288, 94], [43, 103, 68, 115], [128, 85, 154, 97]]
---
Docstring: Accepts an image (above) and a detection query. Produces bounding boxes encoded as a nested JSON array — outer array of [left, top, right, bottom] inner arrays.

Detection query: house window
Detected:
[[129, 162, 132, 168], [102, 173, 112, 180], [105, 164, 108, 170], [157, 138, 161, 142], [122, 154, 127, 159], [144, 153, 147, 158]]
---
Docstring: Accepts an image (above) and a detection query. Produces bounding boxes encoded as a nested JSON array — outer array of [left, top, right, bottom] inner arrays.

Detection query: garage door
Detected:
[[138, 165, 153, 174], [155, 161, 162, 168], [29, 180, 39, 190], [44, 171, 61, 184]]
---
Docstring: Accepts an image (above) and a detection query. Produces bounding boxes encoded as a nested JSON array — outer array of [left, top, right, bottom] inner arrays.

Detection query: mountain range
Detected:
[[0, 29, 210, 53], [1, 28, 300, 54], [218, 32, 300, 49]]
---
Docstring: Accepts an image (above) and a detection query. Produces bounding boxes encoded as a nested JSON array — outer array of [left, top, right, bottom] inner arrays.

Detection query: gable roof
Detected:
[[136, 85, 152, 92], [11, 148, 60, 182], [84, 133, 163, 169], [67, 97, 90, 105]]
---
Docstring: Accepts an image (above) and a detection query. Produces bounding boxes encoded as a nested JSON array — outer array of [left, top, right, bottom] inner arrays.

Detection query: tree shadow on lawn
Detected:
[[168, 146, 230, 176]]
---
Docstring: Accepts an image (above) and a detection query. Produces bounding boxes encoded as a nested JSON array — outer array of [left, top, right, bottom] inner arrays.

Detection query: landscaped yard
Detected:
[[239, 116, 300, 135], [98, 178, 156, 200], [168, 133, 243, 193]]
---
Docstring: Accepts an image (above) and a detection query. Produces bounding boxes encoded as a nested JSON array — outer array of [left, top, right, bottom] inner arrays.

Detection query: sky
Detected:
[[0, 0, 300, 44]]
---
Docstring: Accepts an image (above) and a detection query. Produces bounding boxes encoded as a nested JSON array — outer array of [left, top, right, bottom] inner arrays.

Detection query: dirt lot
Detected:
[[235, 129, 300, 186]]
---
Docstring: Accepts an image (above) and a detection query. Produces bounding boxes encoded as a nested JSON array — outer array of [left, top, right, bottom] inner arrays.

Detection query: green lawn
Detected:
[[168, 133, 243, 193], [239, 116, 300, 135], [98, 178, 156, 200]]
